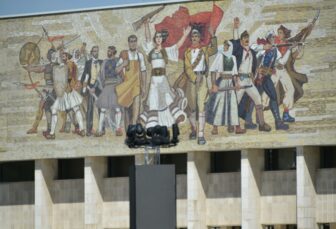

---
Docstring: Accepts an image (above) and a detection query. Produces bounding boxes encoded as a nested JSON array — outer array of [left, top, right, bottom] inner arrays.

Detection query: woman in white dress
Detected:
[[206, 40, 245, 135], [139, 20, 191, 128]]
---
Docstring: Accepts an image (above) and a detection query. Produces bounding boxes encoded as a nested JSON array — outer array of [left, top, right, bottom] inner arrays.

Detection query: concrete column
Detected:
[[241, 149, 263, 229], [296, 146, 319, 229], [35, 159, 57, 229], [187, 151, 210, 229], [135, 153, 145, 165], [84, 157, 107, 229]]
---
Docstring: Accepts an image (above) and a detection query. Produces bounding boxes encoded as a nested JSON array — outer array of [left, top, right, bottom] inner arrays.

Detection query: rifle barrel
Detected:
[[132, 5, 165, 31], [273, 42, 306, 47]]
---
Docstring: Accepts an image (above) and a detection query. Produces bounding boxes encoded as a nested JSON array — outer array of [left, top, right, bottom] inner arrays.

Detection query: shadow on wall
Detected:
[[51, 179, 84, 204], [0, 181, 35, 205], [0, 161, 35, 205]]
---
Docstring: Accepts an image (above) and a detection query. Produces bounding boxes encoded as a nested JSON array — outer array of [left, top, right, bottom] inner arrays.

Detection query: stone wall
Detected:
[[0, 0, 336, 228], [101, 174, 188, 228], [103, 177, 129, 229], [206, 172, 241, 226], [0, 181, 35, 229], [316, 168, 336, 223], [52, 179, 84, 229], [176, 174, 188, 228], [0, 149, 335, 228], [260, 170, 297, 224]]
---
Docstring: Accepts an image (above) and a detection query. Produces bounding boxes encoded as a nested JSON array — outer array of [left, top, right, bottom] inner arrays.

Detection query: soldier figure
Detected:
[[25, 48, 58, 135], [44, 51, 85, 139]]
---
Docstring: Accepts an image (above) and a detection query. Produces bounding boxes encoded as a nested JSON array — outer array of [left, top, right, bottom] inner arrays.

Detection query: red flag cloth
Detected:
[[48, 35, 64, 43], [155, 3, 224, 59]]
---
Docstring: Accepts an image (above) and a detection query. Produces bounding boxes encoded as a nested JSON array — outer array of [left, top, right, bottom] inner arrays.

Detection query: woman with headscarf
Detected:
[[139, 19, 191, 128], [206, 40, 246, 135]]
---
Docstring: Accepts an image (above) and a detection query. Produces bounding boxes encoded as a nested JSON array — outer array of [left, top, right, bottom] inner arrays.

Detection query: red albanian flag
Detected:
[[155, 3, 224, 59]]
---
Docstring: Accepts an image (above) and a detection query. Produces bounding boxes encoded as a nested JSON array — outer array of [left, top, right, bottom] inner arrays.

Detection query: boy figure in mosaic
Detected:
[[206, 40, 246, 135], [183, 27, 217, 145], [45, 51, 85, 139], [116, 35, 147, 130], [95, 46, 126, 137], [81, 46, 103, 136]]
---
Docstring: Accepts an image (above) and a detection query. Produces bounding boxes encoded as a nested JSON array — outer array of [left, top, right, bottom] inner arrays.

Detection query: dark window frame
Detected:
[[320, 146, 336, 169], [160, 153, 187, 175], [107, 156, 135, 178], [57, 158, 84, 180], [210, 151, 241, 173], [264, 148, 296, 171], [0, 161, 35, 182]]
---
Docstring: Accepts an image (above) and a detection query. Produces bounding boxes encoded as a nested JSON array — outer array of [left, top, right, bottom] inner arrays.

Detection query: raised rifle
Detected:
[[132, 5, 165, 31], [55, 35, 81, 51], [273, 42, 307, 48], [43, 25, 80, 50]]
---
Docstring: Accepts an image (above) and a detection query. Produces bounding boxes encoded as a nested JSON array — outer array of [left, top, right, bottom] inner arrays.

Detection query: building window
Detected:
[[286, 225, 297, 229], [58, 158, 84, 179], [160, 153, 187, 175], [108, 156, 134, 177], [320, 146, 336, 168], [210, 151, 241, 173], [264, 226, 274, 229], [0, 161, 34, 182], [265, 148, 296, 171], [319, 224, 330, 229]]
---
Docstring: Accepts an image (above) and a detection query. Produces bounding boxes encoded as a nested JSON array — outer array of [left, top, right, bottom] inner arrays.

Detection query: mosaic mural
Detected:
[[0, 0, 335, 154]]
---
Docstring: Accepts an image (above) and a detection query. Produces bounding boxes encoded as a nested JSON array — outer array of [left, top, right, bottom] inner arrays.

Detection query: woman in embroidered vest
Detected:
[[206, 40, 246, 135], [139, 19, 191, 128]]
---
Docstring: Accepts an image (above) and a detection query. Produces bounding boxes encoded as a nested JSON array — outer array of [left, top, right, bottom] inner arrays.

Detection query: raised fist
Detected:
[[233, 17, 240, 29]]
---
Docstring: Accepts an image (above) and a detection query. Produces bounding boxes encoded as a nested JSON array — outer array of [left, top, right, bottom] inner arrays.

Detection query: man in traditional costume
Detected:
[[116, 35, 147, 130], [263, 23, 312, 123], [261, 25, 297, 122], [95, 46, 126, 136], [44, 51, 85, 139], [251, 31, 289, 130], [230, 18, 271, 132], [183, 27, 217, 145], [81, 46, 103, 136]]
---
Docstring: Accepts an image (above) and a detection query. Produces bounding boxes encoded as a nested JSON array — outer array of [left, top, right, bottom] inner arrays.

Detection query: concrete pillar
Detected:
[[296, 146, 320, 229], [135, 153, 145, 165], [241, 149, 263, 229], [187, 151, 210, 229], [84, 157, 107, 229], [35, 159, 57, 229]]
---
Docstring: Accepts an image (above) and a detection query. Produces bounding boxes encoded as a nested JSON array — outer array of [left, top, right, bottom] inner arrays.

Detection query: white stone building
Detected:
[[1, 0, 336, 228]]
